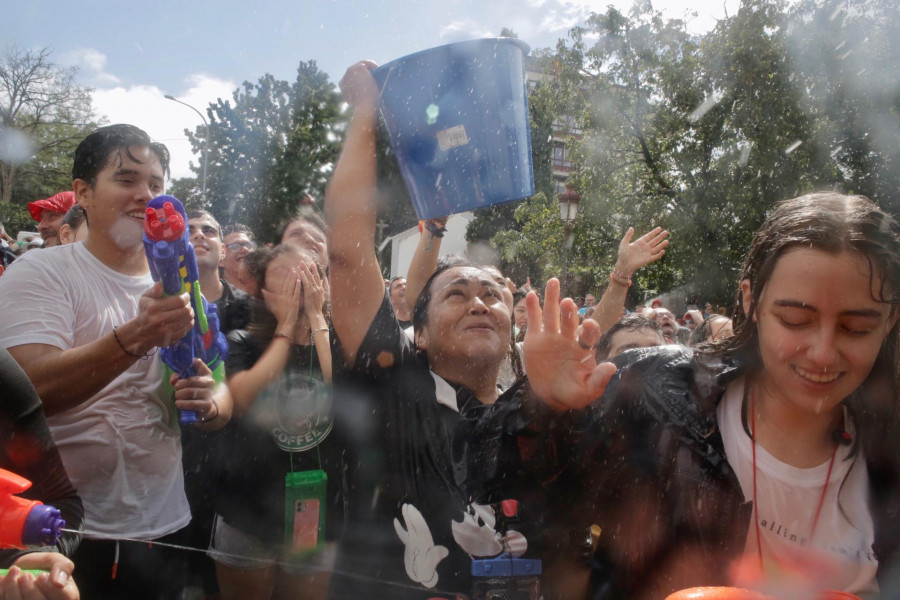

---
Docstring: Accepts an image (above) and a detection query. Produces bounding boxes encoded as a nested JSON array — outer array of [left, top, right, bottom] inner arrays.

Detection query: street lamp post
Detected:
[[164, 95, 209, 203], [558, 185, 581, 297]]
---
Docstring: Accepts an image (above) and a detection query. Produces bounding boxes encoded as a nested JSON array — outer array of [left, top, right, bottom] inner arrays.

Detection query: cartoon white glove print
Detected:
[[394, 503, 449, 589], [452, 503, 527, 558]]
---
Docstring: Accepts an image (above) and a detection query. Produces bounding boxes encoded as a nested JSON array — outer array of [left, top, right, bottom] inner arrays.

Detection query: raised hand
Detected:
[[615, 226, 669, 277], [299, 261, 326, 322], [523, 279, 617, 411], [339, 60, 380, 112], [262, 267, 302, 335]]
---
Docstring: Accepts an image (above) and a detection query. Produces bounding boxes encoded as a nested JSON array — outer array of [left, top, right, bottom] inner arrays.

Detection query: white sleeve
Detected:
[[0, 254, 75, 351]]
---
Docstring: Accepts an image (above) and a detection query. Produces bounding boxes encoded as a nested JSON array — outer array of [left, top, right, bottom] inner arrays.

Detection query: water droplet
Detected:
[[425, 103, 439, 125], [784, 140, 803, 154]]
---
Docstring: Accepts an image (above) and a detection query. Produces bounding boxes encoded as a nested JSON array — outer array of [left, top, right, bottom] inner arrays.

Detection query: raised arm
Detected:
[[405, 217, 448, 308], [588, 226, 668, 334], [325, 61, 386, 366]]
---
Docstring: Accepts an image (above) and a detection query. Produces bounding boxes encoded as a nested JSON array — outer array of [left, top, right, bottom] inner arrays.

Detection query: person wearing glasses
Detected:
[[222, 223, 258, 295]]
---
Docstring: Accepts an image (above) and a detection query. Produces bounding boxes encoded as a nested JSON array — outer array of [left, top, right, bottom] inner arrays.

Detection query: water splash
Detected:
[[0, 127, 35, 165], [688, 93, 721, 123], [784, 140, 803, 154]]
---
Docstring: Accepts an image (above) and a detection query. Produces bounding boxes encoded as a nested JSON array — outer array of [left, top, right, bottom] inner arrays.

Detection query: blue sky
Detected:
[[5, 0, 737, 179]]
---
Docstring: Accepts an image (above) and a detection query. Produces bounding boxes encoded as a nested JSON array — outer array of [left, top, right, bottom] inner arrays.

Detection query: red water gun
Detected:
[[0, 468, 65, 549]]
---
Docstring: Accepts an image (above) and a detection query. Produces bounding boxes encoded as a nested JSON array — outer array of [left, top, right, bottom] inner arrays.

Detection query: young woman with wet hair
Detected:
[[463, 192, 900, 599]]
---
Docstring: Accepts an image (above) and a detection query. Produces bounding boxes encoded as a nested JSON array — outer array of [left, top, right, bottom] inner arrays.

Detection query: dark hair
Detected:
[[389, 276, 406, 291], [223, 223, 255, 242], [72, 124, 170, 184], [274, 209, 327, 246], [411, 258, 521, 377], [689, 314, 731, 347], [187, 210, 221, 240], [61, 204, 87, 230], [245, 245, 328, 346], [713, 192, 900, 528], [711, 193, 899, 390], [512, 290, 528, 307], [595, 314, 663, 361]]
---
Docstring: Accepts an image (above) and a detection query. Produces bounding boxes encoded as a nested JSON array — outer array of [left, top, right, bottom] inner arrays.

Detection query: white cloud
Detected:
[[92, 74, 236, 180], [439, 21, 471, 37], [438, 19, 495, 40], [62, 48, 120, 86]]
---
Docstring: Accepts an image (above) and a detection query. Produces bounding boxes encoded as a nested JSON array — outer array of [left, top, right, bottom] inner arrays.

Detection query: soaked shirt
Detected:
[[216, 330, 345, 546], [329, 293, 517, 599], [0, 243, 188, 539], [718, 377, 878, 596]]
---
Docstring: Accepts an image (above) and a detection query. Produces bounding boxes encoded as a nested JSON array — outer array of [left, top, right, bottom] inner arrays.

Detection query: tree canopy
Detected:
[[176, 60, 343, 242], [0, 46, 100, 214], [472, 0, 899, 310]]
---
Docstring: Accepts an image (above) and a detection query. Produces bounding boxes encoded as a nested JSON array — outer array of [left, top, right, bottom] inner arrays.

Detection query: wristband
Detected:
[[610, 270, 633, 288], [424, 221, 446, 238], [311, 327, 329, 339], [272, 333, 292, 344], [200, 397, 220, 423], [113, 325, 150, 359]]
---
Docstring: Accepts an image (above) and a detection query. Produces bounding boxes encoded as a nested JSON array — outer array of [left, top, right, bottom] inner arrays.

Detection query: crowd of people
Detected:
[[0, 59, 897, 600]]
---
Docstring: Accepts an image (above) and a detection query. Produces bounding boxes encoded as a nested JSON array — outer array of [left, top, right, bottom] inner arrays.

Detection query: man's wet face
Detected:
[[416, 267, 512, 366]]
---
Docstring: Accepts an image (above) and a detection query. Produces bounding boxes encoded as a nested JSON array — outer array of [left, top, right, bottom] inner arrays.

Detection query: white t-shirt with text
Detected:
[[718, 376, 877, 596]]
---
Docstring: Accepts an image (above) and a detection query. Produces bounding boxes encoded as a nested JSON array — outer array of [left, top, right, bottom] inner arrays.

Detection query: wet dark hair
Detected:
[[61, 204, 87, 231], [245, 244, 328, 346], [187, 210, 221, 240], [710, 192, 900, 528], [689, 314, 731, 347], [72, 124, 170, 185], [596, 314, 663, 361], [711, 193, 899, 392], [223, 223, 255, 242]]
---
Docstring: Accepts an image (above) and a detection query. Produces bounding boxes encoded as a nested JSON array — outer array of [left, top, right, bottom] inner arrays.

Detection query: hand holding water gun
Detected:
[[142, 195, 228, 425]]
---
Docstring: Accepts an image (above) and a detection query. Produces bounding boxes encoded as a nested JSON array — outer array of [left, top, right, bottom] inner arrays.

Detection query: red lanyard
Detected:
[[749, 388, 838, 570]]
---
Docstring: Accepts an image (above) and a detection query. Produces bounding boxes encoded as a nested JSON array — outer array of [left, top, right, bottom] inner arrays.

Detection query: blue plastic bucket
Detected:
[[372, 38, 534, 220]]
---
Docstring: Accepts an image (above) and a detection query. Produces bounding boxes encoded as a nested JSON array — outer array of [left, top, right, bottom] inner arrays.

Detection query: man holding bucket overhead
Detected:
[[325, 60, 540, 599]]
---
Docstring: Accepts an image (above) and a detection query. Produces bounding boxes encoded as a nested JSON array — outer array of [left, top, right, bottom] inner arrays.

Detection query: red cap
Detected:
[[28, 191, 76, 222]]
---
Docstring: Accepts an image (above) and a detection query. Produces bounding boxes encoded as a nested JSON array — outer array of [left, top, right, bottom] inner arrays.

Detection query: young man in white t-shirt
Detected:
[[0, 124, 230, 598]]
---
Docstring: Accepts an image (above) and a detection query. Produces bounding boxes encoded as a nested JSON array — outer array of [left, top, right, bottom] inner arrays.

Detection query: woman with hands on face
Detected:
[[208, 245, 340, 600]]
